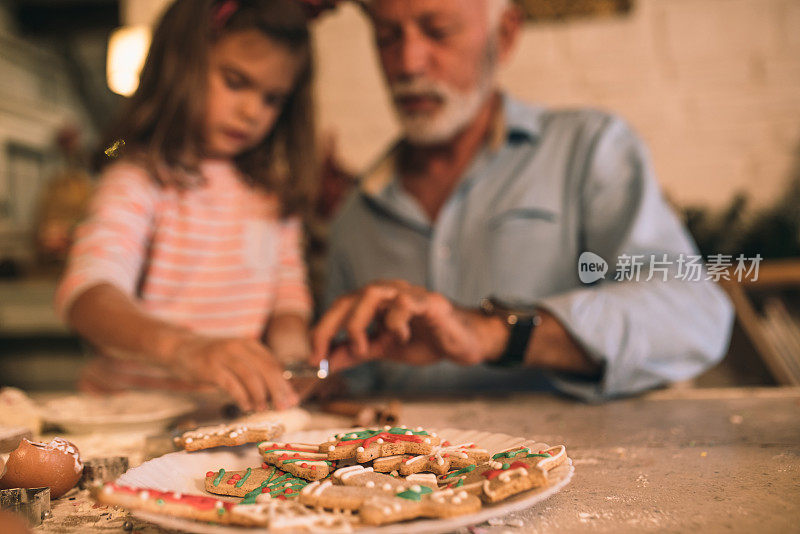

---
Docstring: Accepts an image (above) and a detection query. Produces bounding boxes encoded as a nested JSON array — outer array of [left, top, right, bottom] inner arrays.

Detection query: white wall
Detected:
[[312, 0, 800, 209]]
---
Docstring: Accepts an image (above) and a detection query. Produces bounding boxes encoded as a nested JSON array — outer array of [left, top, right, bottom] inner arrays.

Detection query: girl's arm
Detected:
[[68, 283, 298, 411], [265, 313, 311, 364], [266, 218, 315, 363], [56, 164, 298, 411]]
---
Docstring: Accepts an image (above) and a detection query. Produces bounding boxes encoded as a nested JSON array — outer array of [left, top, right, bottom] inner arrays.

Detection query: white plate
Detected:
[[43, 393, 195, 434], [118, 428, 574, 533]]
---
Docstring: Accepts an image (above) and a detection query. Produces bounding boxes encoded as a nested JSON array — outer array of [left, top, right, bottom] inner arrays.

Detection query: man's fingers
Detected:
[[310, 296, 354, 364], [383, 293, 423, 342], [343, 285, 398, 358]]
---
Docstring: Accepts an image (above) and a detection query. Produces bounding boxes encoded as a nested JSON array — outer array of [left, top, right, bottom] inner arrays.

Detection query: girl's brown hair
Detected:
[[102, 0, 316, 216]]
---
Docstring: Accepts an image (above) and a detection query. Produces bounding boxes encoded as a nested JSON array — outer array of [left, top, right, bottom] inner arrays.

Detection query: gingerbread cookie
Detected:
[[397, 442, 491, 476], [92, 482, 262, 527], [232, 497, 353, 532], [174, 421, 284, 452], [300, 480, 387, 512], [204, 464, 293, 498], [93, 482, 352, 531], [320, 426, 440, 463], [238, 468, 311, 504], [404, 473, 440, 489], [332, 465, 409, 493], [259, 442, 334, 481], [491, 444, 567, 471], [440, 445, 566, 502], [359, 486, 482, 526]]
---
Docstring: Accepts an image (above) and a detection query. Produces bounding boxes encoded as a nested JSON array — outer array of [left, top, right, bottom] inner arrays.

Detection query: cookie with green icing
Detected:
[[258, 442, 335, 481], [442, 445, 566, 503], [204, 464, 284, 498], [319, 426, 440, 463]]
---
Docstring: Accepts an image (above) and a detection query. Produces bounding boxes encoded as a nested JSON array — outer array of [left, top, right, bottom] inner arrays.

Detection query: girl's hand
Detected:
[[171, 336, 299, 412]]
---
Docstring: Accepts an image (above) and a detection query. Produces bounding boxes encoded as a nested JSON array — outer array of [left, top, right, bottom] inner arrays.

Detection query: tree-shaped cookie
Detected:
[[259, 442, 335, 481]]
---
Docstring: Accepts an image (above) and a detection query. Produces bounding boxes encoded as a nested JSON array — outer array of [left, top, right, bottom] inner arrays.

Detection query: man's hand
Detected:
[[171, 336, 300, 412], [310, 281, 508, 372]]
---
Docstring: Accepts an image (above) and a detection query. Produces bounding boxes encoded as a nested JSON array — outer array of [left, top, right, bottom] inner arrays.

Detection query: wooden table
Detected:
[[36, 387, 800, 533]]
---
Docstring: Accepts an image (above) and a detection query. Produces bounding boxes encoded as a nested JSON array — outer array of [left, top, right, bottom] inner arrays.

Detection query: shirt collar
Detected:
[[361, 93, 543, 200]]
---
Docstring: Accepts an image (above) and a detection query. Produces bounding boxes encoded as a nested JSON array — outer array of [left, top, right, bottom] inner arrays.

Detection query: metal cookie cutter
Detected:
[[282, 358, 329, 380], [79, 457, 130, 489], [0, 487, 51, 527]]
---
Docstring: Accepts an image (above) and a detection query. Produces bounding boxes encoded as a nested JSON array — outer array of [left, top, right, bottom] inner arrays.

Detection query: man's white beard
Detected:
[[390, 76, 495, 145]]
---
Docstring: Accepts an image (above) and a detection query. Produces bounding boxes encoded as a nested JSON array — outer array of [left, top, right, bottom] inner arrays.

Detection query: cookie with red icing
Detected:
[[258, 442, 335, 481], [92, 483, 262, 526], [319, 426, 440, 463], [92, 482, 352, 530]]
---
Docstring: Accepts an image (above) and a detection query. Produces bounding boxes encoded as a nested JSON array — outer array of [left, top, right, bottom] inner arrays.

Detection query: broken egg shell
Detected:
[[0, 438, 83, 498]]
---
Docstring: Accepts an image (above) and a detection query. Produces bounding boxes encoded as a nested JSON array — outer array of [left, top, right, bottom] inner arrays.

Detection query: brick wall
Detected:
[[313, 0, 800, 209]]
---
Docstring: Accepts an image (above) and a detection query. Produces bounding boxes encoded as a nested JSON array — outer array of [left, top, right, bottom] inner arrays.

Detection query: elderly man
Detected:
[[311, 0, 733, 400]]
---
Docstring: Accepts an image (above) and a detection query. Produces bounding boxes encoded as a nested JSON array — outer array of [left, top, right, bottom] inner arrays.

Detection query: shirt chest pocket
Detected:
[[242, 220, 280, 273], [485, 207, 562, 295]]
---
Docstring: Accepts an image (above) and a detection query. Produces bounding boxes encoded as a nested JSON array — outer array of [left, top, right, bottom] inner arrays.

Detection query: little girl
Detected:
[[55, 0, 317, 412]]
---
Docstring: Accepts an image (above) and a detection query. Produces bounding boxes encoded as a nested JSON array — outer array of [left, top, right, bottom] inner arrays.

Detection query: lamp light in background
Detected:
[[106, 25, 151, 97]]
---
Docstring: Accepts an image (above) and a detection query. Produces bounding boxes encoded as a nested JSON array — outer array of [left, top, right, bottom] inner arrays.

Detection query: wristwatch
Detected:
[[479, 297, 541, 367]]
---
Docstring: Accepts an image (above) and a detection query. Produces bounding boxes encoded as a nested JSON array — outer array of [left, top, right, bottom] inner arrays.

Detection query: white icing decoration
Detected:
[[335, 465, 366, 481], [377, 438, 384, 444], [382, 483, 392, 491], [384, 425, 391, 430], [453, 497, 462, 504], [457, 491, 468, 499], [356, 446, 365, 452], [328, 445, 335, 452], [184, 437, 193, 443], [215, 501, 224, 509], [139, 491, 149, 500], [366, 481, 375, 488], [424, 438, 431, 444], [404, 431, 412, 436], [410, 485, 421, 492], [415, 426, 423, 431]]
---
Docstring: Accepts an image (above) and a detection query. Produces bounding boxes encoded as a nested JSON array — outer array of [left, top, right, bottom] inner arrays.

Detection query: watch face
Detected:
[[487, 297, 538, 318]]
